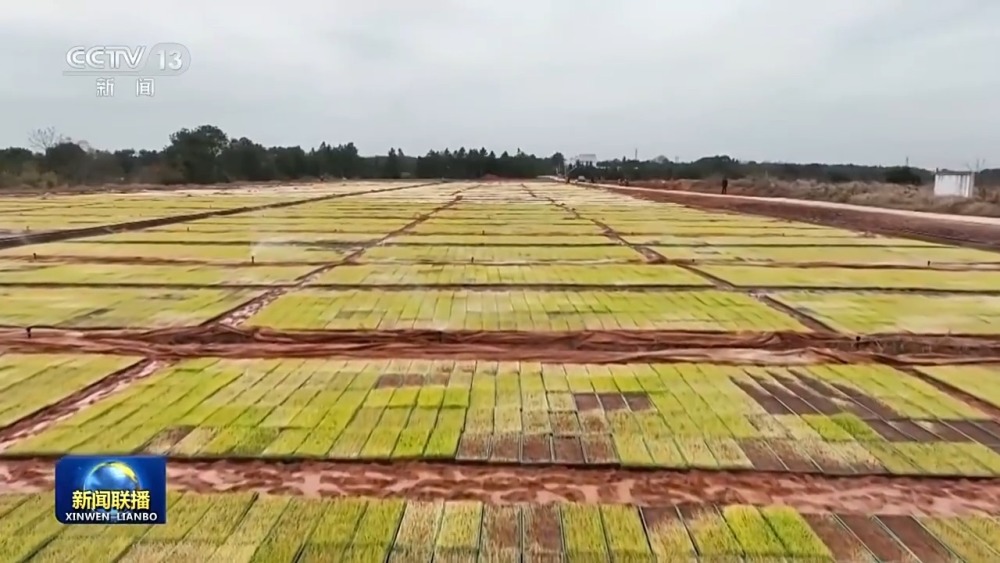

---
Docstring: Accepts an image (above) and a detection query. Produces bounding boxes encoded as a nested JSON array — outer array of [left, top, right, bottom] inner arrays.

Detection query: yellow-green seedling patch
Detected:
[[0, 242, 347, 263], [0, 287, 254, 327], [697, 265, 1000, 291], [561, 504, 608, 560], [9, 358, 994, 476], [682, 506, 744, 558], [652, 244, 1000, 265], [360, 245, 644, 263], [187, 217, 410, 233], [0, 262, 313, 285], [619, 225, 845, 236], [915, 364, 1000, 409], [310, 264, 711, 286], [435, 501, 482, 558], [0, 353, 139, 430], [772, 292, 1000, 335], [409, 222, 603, 235], [920, 517, 1000, 562], [690, 235, 936, 246], [720, 505, 786, 557], [386, 234, 613, 245], [601, 504, 654, 559], [759, 506, 834, 559], [392, 501, 443, 557], [247, 289, 807, 331], [90, 230, 375, 244]]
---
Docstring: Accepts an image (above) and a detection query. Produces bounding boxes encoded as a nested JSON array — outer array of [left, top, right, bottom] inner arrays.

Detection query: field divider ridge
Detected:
[[381, 241, 634, 247], [1, 457, 999, 514], [50, 239, 367, 247], [0, 282, 297, 290], [20, 281, 1000, 294], [3, 326, 1000, 363], [12, 254, 994, 270], [0, 255, 342, 266], [345, 258, 1000, 271], [0, 180, 445, 249], [243, 283, 1000, 296], [749, 293, 838, 333]]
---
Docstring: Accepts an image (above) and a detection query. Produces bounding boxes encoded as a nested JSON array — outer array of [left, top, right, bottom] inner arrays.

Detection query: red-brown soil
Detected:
[[2, 458, 999, 515], [4, 326, 1000, 362], [606, 185, 1000, 252]]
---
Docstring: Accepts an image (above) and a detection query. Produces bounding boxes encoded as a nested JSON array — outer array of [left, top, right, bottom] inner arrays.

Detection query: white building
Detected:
[[933, 170, 975, 198], [570, 154, 596, 167]]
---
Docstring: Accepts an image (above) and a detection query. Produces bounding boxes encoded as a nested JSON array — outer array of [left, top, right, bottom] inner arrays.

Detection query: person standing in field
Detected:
[[721, 177, 729, 195]]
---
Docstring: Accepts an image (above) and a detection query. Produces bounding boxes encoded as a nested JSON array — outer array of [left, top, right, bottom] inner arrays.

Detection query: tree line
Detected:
[[0, 124, 995, 189]]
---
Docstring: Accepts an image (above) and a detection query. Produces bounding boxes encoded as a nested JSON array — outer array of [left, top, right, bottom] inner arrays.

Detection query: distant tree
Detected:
[[43, 142, 89, 183], [0, 123, 960, 189], [0, 148, 35, 174], [164, 125, 229, 183], [550, 152, 565, 172], [383, 148, 402, 179], [884, 166, 923, 185], [85, 150, 125, 183], [220, 137, 274, 181], [826, 170, 852, 183], [112, 149, 138, 177], [27, 126, 68, 153], [272, 146, 307, 179]]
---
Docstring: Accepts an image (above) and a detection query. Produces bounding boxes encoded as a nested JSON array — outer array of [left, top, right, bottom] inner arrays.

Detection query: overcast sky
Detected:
[[2, 0, 998, 168]]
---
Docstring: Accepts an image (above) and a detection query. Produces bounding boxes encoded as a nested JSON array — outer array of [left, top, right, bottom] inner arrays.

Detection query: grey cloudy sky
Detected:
[[2, 0, 998, 168]]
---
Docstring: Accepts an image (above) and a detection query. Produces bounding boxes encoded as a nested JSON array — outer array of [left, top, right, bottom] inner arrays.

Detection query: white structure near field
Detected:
[[933, 170, 975, 198]]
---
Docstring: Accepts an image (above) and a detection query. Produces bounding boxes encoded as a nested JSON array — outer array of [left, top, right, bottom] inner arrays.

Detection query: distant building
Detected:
[[933, 169, 975, 198], [570, 154, 596, 167]]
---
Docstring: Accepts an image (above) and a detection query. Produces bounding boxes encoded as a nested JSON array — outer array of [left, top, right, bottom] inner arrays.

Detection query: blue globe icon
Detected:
[[84, 461, 141, 491], [82, 461, 141, 519]]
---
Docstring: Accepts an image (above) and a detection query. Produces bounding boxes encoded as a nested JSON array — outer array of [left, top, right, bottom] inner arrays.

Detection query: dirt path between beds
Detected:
[[599, 185, 1000, 252], [1, 457, 998, 516]]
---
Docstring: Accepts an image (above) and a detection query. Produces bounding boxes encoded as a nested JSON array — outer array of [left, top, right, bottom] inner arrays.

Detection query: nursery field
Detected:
[[0, 181, 418, 237], [85, 230, 378, 244], [771, 292, 1000, 335], [5, 492, 1000, 562], [245, 289, 808, 331], [0, 354, 139, 428], [409, 222, 605, 236], [385, 235, 614, 245], [631, 234, 941, 246], [361, 244, 646, 263], [650, 243, 1000, 264], [0, 286, 255, 327], [10, 357, 1000, 479], [694, 264, 1000, 291], [0, 263, 314, 285], [2, 180, 1000, 562], [0, 241, 351, 263], [309, 264, 712, 286]]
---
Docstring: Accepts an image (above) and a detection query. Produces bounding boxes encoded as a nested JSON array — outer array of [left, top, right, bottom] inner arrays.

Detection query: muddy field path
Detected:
[[4, 458, 1000, 516]]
